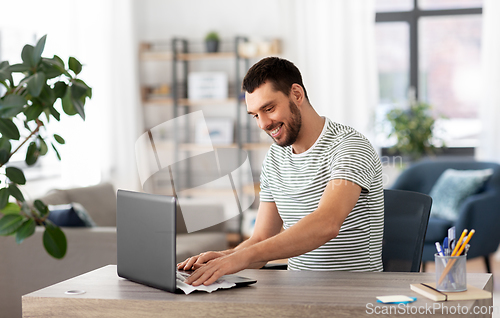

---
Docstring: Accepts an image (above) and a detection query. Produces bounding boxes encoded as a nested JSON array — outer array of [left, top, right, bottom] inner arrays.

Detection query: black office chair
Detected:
[[382, 189, 432, 272]]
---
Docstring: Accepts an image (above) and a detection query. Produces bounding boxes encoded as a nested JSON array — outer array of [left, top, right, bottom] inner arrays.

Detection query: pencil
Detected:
[[438, 230, 475, 285]]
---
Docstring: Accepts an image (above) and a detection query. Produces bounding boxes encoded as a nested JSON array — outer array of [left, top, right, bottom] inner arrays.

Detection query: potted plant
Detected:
[[0, 35, 91, 259], [205, 31, 220, 53], [385, 100, 444, 161]]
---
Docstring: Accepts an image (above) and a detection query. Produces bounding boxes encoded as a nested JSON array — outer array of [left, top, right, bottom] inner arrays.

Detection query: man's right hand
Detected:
[[177, 250, 231, 271]]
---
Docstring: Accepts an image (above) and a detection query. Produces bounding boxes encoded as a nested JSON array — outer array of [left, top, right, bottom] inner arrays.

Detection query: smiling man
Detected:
[[178, 57, 384, 286]]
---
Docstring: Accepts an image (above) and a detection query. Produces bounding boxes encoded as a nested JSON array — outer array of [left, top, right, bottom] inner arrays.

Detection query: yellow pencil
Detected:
[[438, 229, 475, 285], [451, 229, 468, 256]]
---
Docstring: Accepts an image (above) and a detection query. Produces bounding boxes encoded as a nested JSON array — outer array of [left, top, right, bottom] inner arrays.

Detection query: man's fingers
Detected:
[[191, 267, 217, 286], [202, 269, 223, 286]]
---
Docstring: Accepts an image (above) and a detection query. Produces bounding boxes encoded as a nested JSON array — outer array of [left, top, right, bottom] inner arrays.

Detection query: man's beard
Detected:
[[267, 100, 302, 147]]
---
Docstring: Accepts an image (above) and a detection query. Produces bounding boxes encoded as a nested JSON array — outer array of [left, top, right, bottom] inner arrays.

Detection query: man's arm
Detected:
[[185, 179, 361, 286], [177, 201, 283, 270]]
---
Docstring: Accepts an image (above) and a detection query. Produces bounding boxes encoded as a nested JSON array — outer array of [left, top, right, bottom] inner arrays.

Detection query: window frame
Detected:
[[375, 0, 482, 100]]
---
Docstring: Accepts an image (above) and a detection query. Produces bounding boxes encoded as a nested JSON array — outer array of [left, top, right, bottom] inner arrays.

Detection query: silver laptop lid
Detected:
[[117, 190, 177, 292]]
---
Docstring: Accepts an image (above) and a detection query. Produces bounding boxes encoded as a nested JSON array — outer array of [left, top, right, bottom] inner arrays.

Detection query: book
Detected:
[[410, 283, 492, 302]]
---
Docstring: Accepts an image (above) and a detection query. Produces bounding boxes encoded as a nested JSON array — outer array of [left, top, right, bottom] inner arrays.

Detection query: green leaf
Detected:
[[34, 199, 49, 217], [0, 118, 20, 140], [43, 221, 67, 259], [51, 143, 61, 160], [6, 167, 26, 185], [1, 202, 21, 215], [8, 183, 25, 202], [72, 97, 85, 120], [25, 142, 39, 166], [39, 61, 63, 79], [37, 85, 56, 108], [9, 64, 30, 72], [0, 95, 26, 118], [24, 103, 44, 121], [0, 150, 8, 165], [0, 137, 11, 153], [53, 81, 67, 99], [0, 94, 25, 108], [68, 57, 82, 75], [21, 45, 35, 68], [38, 136, 48, 155], [71, 82, 88, 99], [0, 188, 9, 210], [33, 35, 47, 66], [16, 218, 36, 244], [0, 214, 24, 236], [0, 62, 13, 84], [49, 106, 61, 121], [62, 87, 77, 116], [27, 73, 46, 97], [53, 134, 65, 144]]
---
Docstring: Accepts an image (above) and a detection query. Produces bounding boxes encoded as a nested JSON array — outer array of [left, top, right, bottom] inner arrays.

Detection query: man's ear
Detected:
[[290, 83, 304, 106]]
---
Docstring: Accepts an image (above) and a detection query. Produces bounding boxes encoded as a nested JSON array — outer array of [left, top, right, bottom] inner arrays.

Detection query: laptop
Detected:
[[116, 189, 256, 293]]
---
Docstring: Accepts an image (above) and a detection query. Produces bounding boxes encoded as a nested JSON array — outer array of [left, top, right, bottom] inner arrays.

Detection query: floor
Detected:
[[423, 252, 500, 318]]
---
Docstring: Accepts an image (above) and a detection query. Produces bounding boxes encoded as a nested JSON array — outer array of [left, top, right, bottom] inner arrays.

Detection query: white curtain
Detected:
[[0, 0, 142, 192], [477, 0, 500, 163], [291, 0, 379, 143]]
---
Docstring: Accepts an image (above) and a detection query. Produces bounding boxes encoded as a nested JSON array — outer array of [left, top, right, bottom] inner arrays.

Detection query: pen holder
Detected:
[[435, 253, 467, 292]]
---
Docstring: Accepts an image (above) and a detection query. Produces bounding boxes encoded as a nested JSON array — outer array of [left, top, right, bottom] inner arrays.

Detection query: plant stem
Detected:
[[0, 119, 44, 169], [0, 80, 9, 90]]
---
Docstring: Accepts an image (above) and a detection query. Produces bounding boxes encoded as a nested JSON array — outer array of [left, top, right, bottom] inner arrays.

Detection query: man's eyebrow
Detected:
[[247, 101, 275, 115]]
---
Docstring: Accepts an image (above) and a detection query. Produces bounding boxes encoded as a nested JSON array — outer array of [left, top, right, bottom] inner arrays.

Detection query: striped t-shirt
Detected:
[[260, 117, 384, 271]]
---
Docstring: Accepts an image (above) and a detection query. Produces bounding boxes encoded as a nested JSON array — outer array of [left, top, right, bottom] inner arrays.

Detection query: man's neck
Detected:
[[291, 110, 325, 154]]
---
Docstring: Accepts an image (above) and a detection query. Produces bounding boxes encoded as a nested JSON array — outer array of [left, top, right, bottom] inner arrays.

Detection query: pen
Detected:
[[448, 226, 456, 250], [443, 237, 449, 254], [435, 242, 445, 256], [438, 230, 475, 285]]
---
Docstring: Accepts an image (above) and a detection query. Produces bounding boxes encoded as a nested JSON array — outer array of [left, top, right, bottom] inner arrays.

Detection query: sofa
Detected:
[[0, 183, 228, 318], [390, 159, 500, 272]]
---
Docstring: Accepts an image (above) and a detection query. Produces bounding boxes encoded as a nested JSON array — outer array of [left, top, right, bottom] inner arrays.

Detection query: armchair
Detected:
[[390, 159, 500, 272]]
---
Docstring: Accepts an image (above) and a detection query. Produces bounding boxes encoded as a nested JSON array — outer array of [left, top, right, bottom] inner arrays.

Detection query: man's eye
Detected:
[[265, 106, 274, 112], [252, 114, 258, 119]]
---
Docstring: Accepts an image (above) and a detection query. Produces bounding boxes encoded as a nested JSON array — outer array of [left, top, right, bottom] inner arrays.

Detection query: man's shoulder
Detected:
[[323, 120, 371, 148]]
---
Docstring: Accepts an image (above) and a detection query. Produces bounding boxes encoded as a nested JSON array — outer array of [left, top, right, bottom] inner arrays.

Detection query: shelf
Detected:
[[139, 51, 236, 61], [141, 97, 239, 107], [177, 143, 272, 152], [242, 143, 272, 150], [179, 184, 257, 197], [139, 51, 174, 61], [179, 143, 238, 152], [178, 52, 237, 61]]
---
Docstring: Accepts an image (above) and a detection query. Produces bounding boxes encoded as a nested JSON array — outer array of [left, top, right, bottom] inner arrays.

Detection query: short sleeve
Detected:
[[330, 134, 377, 192], [259, 152, 275, 202]]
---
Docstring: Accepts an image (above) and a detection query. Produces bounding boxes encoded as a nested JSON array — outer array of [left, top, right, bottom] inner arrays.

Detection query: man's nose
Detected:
[[258, 115, 272, 131]]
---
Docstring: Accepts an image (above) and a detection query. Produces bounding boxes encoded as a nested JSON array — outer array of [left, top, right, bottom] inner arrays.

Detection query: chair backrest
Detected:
[[382, 189, 432, 272]]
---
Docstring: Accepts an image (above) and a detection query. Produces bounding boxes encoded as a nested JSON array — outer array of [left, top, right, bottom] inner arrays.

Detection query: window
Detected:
[[375, 0, 482, 148]]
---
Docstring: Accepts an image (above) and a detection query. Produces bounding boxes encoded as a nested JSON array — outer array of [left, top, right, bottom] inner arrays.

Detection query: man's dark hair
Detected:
[[242, 57, 309, 101]]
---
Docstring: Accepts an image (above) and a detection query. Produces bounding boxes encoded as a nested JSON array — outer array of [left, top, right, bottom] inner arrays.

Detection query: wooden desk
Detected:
[[22, 265, 493, 318]]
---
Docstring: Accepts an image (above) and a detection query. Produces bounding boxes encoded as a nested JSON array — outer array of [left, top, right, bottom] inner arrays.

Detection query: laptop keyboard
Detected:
[[176, 270, 190, 283]]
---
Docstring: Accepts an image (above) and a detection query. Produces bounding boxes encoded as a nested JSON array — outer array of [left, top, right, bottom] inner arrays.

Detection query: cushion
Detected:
[[429, 168, 494, 221], [64, 183, 117, 227], [47, 203, 96, 227]]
